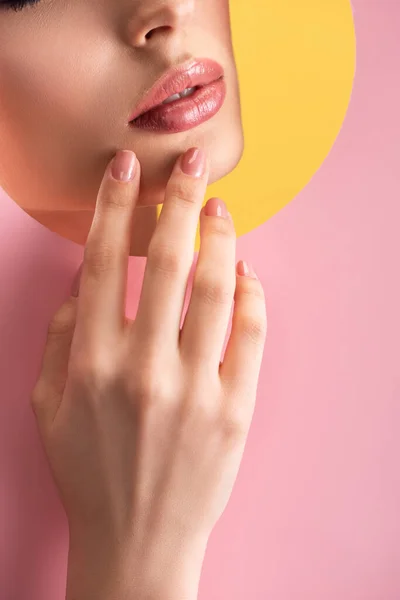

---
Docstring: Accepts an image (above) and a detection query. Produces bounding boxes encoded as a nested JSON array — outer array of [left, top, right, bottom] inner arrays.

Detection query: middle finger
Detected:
[[133, 147, 210, 350]]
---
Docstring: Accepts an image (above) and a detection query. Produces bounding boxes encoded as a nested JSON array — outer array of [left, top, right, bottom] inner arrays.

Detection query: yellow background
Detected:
[[160, 0, 356, 251]]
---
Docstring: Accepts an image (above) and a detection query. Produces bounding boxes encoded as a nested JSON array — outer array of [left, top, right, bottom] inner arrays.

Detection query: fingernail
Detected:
[[236, 260, 258, 279], [71, 263, 83, 297], [204, 197, 229, 218], [180, 147, 206, 178], [110, 150, 137, 182]]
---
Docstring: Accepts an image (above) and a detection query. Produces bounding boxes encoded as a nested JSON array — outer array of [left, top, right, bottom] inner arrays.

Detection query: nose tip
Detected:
[[127, 1, 195, 48]]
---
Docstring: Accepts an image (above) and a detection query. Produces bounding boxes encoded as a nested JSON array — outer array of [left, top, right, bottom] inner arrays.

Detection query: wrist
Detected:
[[65, 524, 209, 600]]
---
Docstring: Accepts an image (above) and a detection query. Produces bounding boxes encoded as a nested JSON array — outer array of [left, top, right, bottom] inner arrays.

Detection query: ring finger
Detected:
[[179, 197, 237, 368]]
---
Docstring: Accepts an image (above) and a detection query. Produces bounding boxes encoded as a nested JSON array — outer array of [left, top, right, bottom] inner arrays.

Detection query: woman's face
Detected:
[[0, 0, 243, 221]]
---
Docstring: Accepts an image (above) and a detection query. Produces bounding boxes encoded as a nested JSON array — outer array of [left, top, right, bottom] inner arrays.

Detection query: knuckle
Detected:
[[130, 373, 164, 406], [47, 303, 75, 336], [69, 350, 117, 394], [194, 270, 233, 306], [220, 411, 248, 444], [183, 400, 219, 433], [84, 242, 117, 275], [125, 361, 175, 410], [203, 215, 235, 239], [236, 277, 266, 300], [100, 186, 131, 210], [147, 239, 181, 277], [238, 314, 267, 345], [168, 179, 197, 208]]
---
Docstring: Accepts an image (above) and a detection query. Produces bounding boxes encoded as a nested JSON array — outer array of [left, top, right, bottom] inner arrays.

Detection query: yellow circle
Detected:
[[174, 0, 356, 251]]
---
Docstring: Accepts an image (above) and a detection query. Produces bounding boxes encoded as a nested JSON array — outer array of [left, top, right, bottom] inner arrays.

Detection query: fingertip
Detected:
[[109, 150, 138, 183], [179, 147, 208, 179], [236, 260, 258, 279]]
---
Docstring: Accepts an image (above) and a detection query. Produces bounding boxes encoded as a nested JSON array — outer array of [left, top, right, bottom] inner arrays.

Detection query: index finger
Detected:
[[73, 150, 141, 357]]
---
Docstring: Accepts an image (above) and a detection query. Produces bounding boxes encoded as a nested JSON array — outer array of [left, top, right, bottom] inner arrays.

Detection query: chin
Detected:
[[136, 126, 244, 207]]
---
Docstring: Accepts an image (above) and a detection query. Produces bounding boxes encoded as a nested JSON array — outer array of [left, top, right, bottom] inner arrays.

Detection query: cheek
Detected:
[[1, 43, 96, 136], [0, 32, 110, 213], [0, 52, 84, 203], [0, 29, 119, 199]]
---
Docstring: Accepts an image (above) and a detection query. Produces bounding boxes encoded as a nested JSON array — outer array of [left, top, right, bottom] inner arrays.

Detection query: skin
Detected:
[[31, 147, 267, 599], [0, 0, 243, 255], [1, 2, 263, 597]]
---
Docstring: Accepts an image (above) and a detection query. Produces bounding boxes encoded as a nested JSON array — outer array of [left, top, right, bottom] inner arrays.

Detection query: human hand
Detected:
[[31, 147, 267, 600]]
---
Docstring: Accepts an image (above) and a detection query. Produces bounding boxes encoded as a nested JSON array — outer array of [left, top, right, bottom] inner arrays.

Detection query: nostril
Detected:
[[145, 25, 171, 40]]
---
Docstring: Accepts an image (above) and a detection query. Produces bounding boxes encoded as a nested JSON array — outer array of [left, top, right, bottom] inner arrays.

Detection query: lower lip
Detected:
[[129, 77, 226, 133]]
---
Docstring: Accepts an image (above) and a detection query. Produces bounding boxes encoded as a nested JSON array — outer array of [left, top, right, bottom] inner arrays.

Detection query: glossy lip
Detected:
[[128, 58, 225, 122]]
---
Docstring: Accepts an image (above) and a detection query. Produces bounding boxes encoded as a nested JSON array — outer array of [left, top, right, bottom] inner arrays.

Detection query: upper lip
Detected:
[[128, 58, 224, 122]]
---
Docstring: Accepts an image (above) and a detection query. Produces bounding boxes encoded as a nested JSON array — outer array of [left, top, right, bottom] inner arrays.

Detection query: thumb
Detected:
[[31, 263, 82, 435], [71, 261, 83, 298]]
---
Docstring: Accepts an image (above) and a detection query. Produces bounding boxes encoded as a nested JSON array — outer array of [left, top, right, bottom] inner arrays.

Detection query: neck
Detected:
[[24, 204, 159, 257]]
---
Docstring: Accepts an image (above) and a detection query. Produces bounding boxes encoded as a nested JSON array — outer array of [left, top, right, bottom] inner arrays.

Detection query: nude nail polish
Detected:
[[180, 147, 206, 178]]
